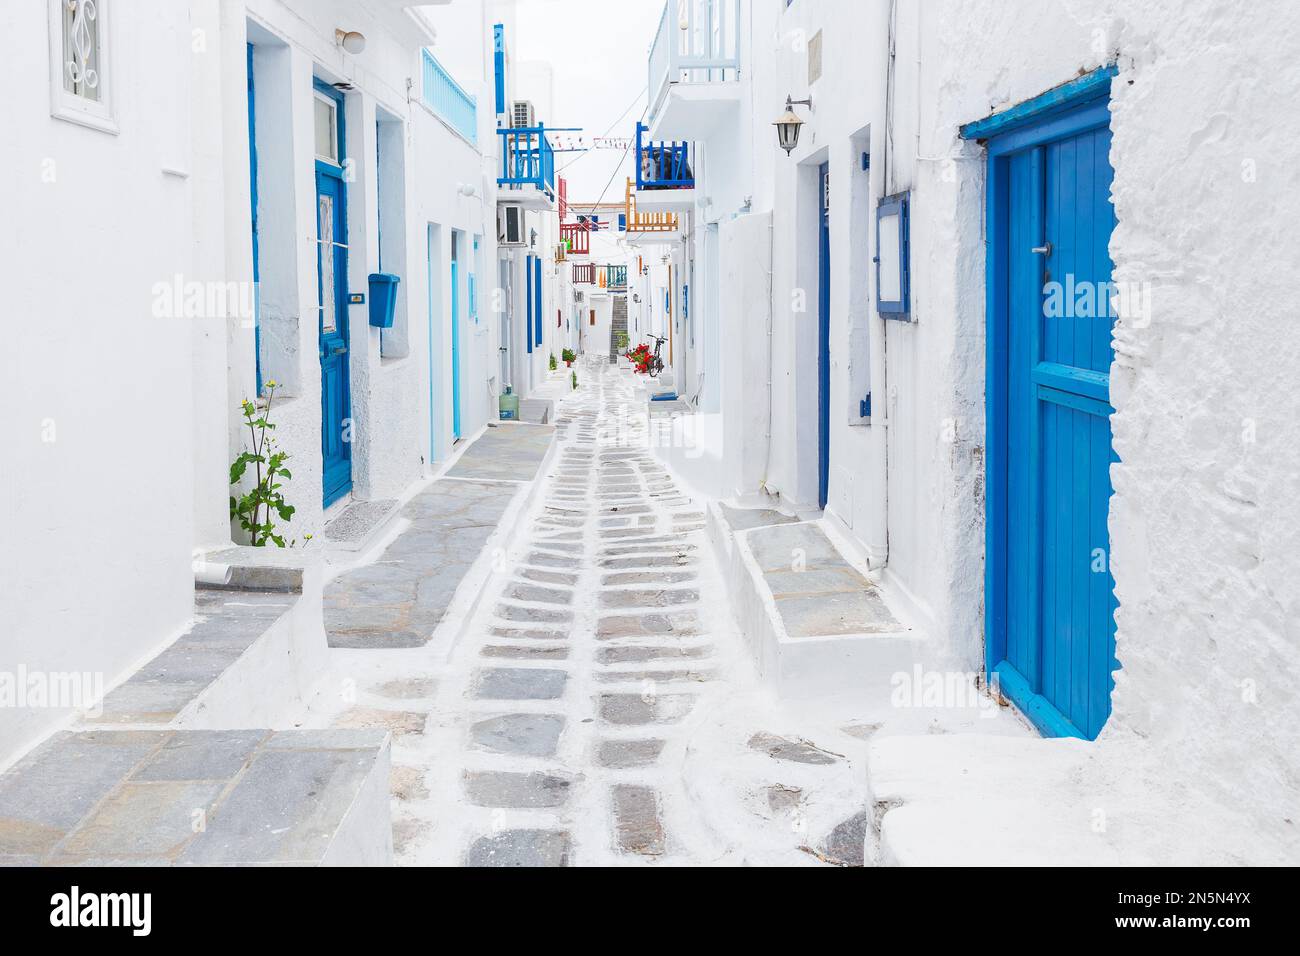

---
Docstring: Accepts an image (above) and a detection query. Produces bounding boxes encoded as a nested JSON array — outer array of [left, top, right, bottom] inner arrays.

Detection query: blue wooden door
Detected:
[[991, 97, 1118, 740], [315, 84, 352, 508], [817, 163, 831, 510], [451, 251, 462, 440]]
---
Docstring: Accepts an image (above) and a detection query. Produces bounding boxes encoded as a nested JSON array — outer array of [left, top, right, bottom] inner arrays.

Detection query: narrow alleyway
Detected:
[[312, 358, 878, 866]]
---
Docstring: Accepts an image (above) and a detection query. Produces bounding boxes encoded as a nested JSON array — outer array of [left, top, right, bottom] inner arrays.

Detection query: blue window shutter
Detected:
[[534, 257, 543, 347], [493, 24, 506, 116], [875, 192, 912, 319], [525, 254, 534, 354], [618, 213, 626, 231]]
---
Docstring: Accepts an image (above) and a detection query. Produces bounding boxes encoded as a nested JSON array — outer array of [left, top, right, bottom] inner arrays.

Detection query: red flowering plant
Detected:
[[626, 343, 653, 374]]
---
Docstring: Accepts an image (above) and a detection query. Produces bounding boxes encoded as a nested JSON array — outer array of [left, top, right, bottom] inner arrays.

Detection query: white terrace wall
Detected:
[[0, 0, 197, 766]]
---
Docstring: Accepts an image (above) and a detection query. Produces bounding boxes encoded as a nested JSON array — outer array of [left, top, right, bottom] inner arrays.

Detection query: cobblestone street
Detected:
[[316, 359, 880, 866]]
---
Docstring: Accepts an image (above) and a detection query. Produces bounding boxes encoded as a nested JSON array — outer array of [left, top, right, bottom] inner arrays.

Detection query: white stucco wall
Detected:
[[0, 0, 197, 766], [672, 0, 1300, 840]]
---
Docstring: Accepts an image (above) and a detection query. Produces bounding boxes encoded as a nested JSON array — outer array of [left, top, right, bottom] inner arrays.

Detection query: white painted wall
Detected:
[[0, 0, 197, 765], [658, 0, 1300, 844]]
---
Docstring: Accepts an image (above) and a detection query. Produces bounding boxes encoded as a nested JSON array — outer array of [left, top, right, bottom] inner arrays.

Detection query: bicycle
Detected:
[[647, 335, 667, 378]]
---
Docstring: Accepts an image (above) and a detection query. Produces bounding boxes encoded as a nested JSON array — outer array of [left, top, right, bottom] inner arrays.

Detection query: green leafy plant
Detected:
[[571, 370, 578, 390], [614, 331, 629, 351], [230, 382, 297, 548], [549, 352, 558, 371], [562, 347, 577, 367]]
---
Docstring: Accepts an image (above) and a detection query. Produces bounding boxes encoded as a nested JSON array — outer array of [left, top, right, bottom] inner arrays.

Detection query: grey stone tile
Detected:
[[746, 522, 843, 572], [56, 781, 226, 860], [612, 785, 665, 856], [494, 603, 573, 625], [720, 505, 800, 532], [598, 693, 695, 726], [261, 729, 389, 750], [179, 747, 381, 864], [331, 708, 428, 738], [506, 584, 574, 606], [775, 590, 900, 637], [470, 714, 566, 757], [463, 771, 573, 809], [764, 567, 872, 598], [596, 612, 699, 640], [596, 645, 712, 665], [374, 678, 437, 701], [132, 730, 267, 782], [0, 731, 168, 856], [472, 668, 568, 702], [489, 626, 570, 642], [599, 588, 700, 609], [766, 784, 804, 814], [820, 811, 867, 867], [481, 645, 570, 661], [518, 568, 580, 587], [596, 739, 665, 769], [91, 681, 206, 724], [747, 732, 842, 765], [601, 571, 696, 587]]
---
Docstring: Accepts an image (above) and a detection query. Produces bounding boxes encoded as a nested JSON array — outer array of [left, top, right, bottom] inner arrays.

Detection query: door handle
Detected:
[[1031, 242, 1052, 256], [331, 346, 348, 355]]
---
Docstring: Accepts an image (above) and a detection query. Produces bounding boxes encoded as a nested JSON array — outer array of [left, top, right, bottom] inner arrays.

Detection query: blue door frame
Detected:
[[451, 240, 462, 440], [247, 44, 262, 395], [817, 163, 831, 510], [967, 68, 1120, 740], [314, 79, 353, 508]]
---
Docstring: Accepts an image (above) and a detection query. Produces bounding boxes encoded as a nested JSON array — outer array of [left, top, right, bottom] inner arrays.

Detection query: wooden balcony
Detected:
[[624, 178, 680, 245], [604, 265, 628, 291], [572, 263, 596, 284], [561, 221, 591, 257]]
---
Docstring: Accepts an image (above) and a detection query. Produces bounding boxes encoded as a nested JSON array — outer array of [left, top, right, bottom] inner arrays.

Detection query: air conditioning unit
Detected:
[[498, 204, 525, 246], [575, 291, 584, 303], [512, 100, 536, 129]]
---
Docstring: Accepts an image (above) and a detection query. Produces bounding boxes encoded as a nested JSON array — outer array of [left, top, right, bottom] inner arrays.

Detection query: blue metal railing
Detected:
[[635, 122, 694, 190], [647, 0, 742, 128], [422, 49, 477, 146], [606, 265, 628, 289], [497, 125, 555, 201]]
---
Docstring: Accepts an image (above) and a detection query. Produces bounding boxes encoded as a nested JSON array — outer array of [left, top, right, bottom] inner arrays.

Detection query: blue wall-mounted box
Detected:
[[368, 273, 401, 329]]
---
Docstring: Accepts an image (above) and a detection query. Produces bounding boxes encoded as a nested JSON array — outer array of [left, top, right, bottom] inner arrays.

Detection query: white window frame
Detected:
[[314, 92, 340, 165], [48, 0, 117, 134]]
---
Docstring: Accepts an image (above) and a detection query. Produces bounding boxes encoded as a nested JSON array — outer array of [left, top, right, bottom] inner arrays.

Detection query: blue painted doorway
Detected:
[[980, 74, 1119, 740], [817, 163, 831, 510], [314, 80, 353, 508], [451, 235, 463, 441]]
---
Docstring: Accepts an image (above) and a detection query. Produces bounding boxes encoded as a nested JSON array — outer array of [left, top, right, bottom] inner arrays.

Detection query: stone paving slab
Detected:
[[0, 729, 388, 866], [87, 590, 294, 726], [743, 523, 901, 638], [324, 498, 399, 549], [326, 479, 525, 649], [720, 504, 800, 533], [447, 423, 556, 482]]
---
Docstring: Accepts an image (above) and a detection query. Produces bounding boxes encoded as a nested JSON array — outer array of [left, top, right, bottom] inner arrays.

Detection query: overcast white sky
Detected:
[[512, 0, 666, 203]]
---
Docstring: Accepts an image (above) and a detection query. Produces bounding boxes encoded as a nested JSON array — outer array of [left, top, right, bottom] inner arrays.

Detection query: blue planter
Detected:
[[368, 273, 400, 329]]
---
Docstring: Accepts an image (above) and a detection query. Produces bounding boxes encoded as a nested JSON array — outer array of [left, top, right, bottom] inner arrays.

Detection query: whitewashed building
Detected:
[[0, 0, 551, 769], [637, 0, 1300, 862]]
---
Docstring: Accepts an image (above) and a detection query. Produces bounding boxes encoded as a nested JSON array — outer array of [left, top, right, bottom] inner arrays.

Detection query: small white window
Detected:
[[48, 0, 116, 133], [314, 94, 339, 163]]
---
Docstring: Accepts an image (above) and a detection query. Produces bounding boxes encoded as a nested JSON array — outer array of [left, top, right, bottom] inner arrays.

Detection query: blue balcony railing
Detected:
[[497, 125, 556, 202], [635, 122, 694, 190], [421, 49, 477, 146], [647, 0, 742, 128]]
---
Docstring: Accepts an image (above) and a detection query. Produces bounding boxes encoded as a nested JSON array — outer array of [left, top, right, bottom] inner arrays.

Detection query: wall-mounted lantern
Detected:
[[335, 30, 366, 55], [774, 95, 813, 156]]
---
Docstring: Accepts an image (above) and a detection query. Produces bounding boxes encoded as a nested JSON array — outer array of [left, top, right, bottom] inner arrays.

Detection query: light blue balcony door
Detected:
[[451, 235, 462, 441]]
